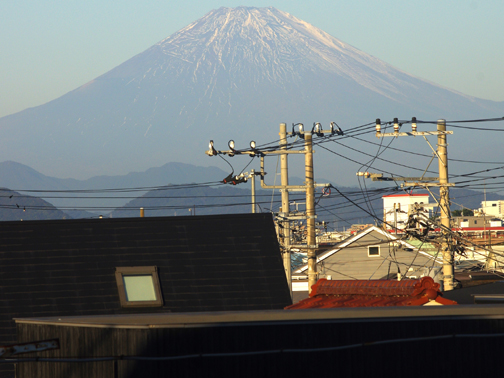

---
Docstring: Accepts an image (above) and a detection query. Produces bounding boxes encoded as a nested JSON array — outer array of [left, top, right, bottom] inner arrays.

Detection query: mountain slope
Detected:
[[0, 161, 231, 210], [0, 188, 69, 221], [0, 6, 502, 183], [1, 160, 503, 224]]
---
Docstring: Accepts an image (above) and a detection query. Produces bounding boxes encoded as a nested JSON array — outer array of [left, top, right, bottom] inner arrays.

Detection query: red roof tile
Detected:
[[285, 277, 457, 309]]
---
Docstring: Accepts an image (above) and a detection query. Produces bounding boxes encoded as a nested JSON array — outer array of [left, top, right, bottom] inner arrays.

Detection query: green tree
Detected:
[[452, 209, 474, 217]]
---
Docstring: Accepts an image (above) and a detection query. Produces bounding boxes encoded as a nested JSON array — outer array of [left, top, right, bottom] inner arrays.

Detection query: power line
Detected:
[[445, 123, 504, 131], [5, 181, 226, 194], [348, 134, 504, 165]]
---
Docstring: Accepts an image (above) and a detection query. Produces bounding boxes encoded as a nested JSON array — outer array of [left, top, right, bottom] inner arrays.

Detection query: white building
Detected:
[[382, 194, 430, 230], [477, 201, 504, 219]]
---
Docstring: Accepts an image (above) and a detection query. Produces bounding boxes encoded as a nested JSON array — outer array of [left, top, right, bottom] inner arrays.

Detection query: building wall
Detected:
[[454, 216, 489, 228], [479, 201, 504, 218], [318, 231, 440, 280], [453, 216, 503, 228], [15, 310, 504, 378], [383, 194, 429, 229]]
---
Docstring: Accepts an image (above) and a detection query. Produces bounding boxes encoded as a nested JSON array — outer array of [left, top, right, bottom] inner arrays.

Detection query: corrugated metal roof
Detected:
[[285, 277, 457, 309]]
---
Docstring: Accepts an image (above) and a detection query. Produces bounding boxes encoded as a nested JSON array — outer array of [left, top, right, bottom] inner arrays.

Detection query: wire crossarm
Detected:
[[377, 131, 453, 137], [357, 172, 440, 182]]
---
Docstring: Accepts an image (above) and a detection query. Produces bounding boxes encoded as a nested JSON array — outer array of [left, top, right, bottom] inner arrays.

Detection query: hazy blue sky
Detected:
[[1, 0, 503, 118]]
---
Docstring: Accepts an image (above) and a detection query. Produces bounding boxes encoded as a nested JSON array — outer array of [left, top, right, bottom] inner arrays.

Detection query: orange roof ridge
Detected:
[[286, 277, 457, 309]]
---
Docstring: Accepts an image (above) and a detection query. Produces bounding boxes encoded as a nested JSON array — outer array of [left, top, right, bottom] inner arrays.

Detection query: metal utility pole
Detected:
[[205, 122, 333, 294], [375, 117, 455, 291]]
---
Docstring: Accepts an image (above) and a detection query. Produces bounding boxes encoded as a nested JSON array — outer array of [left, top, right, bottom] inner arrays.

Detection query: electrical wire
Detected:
[[5, 181, 227, 194], [347, 134, 504, 165], [445, 122, 504, 131]]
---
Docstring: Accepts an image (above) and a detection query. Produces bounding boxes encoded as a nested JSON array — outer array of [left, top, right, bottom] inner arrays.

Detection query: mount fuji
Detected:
[[0, 6, 502, 183]]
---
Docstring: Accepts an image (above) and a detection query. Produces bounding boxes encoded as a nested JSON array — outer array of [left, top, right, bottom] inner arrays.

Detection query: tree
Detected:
[[452, 209, 474, 217]]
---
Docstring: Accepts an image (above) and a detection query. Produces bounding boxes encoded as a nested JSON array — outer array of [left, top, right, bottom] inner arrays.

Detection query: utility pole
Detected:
[[375, 117, 455, 291], [304, 132, 317, 290], [250, 169, 257, 213], [394, 203, 398, 235], [205, 122, 333, 294], [481, 185, 497, 270], [279, 123, 291, 287], [437, 119, 454, 291]]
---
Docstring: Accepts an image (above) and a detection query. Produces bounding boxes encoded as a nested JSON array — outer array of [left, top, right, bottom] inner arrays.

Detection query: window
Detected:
[[115, 266, 163, 308], [368, 246, 380, 257]]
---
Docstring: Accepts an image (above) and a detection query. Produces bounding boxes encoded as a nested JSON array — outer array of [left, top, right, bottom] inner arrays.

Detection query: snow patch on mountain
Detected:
[[144, 6, 421, 100]]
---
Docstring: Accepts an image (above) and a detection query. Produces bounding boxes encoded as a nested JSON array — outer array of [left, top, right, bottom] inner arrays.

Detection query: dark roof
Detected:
[[16, 303, 504, 328], [285, 277, 457, 309], [0, 213, 290, 340], [443, 281, 504, 304], [455, 271, 504, 290]]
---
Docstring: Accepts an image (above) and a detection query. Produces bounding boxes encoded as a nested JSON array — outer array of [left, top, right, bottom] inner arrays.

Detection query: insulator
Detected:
[[412, 117, 417, 132]]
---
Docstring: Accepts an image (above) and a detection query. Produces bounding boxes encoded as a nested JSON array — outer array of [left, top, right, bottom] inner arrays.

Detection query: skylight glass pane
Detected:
[[123, 275, 157, 301]]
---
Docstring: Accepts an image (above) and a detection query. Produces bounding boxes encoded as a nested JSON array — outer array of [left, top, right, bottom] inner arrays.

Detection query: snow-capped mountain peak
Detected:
[[0, 6, 501, 181]]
